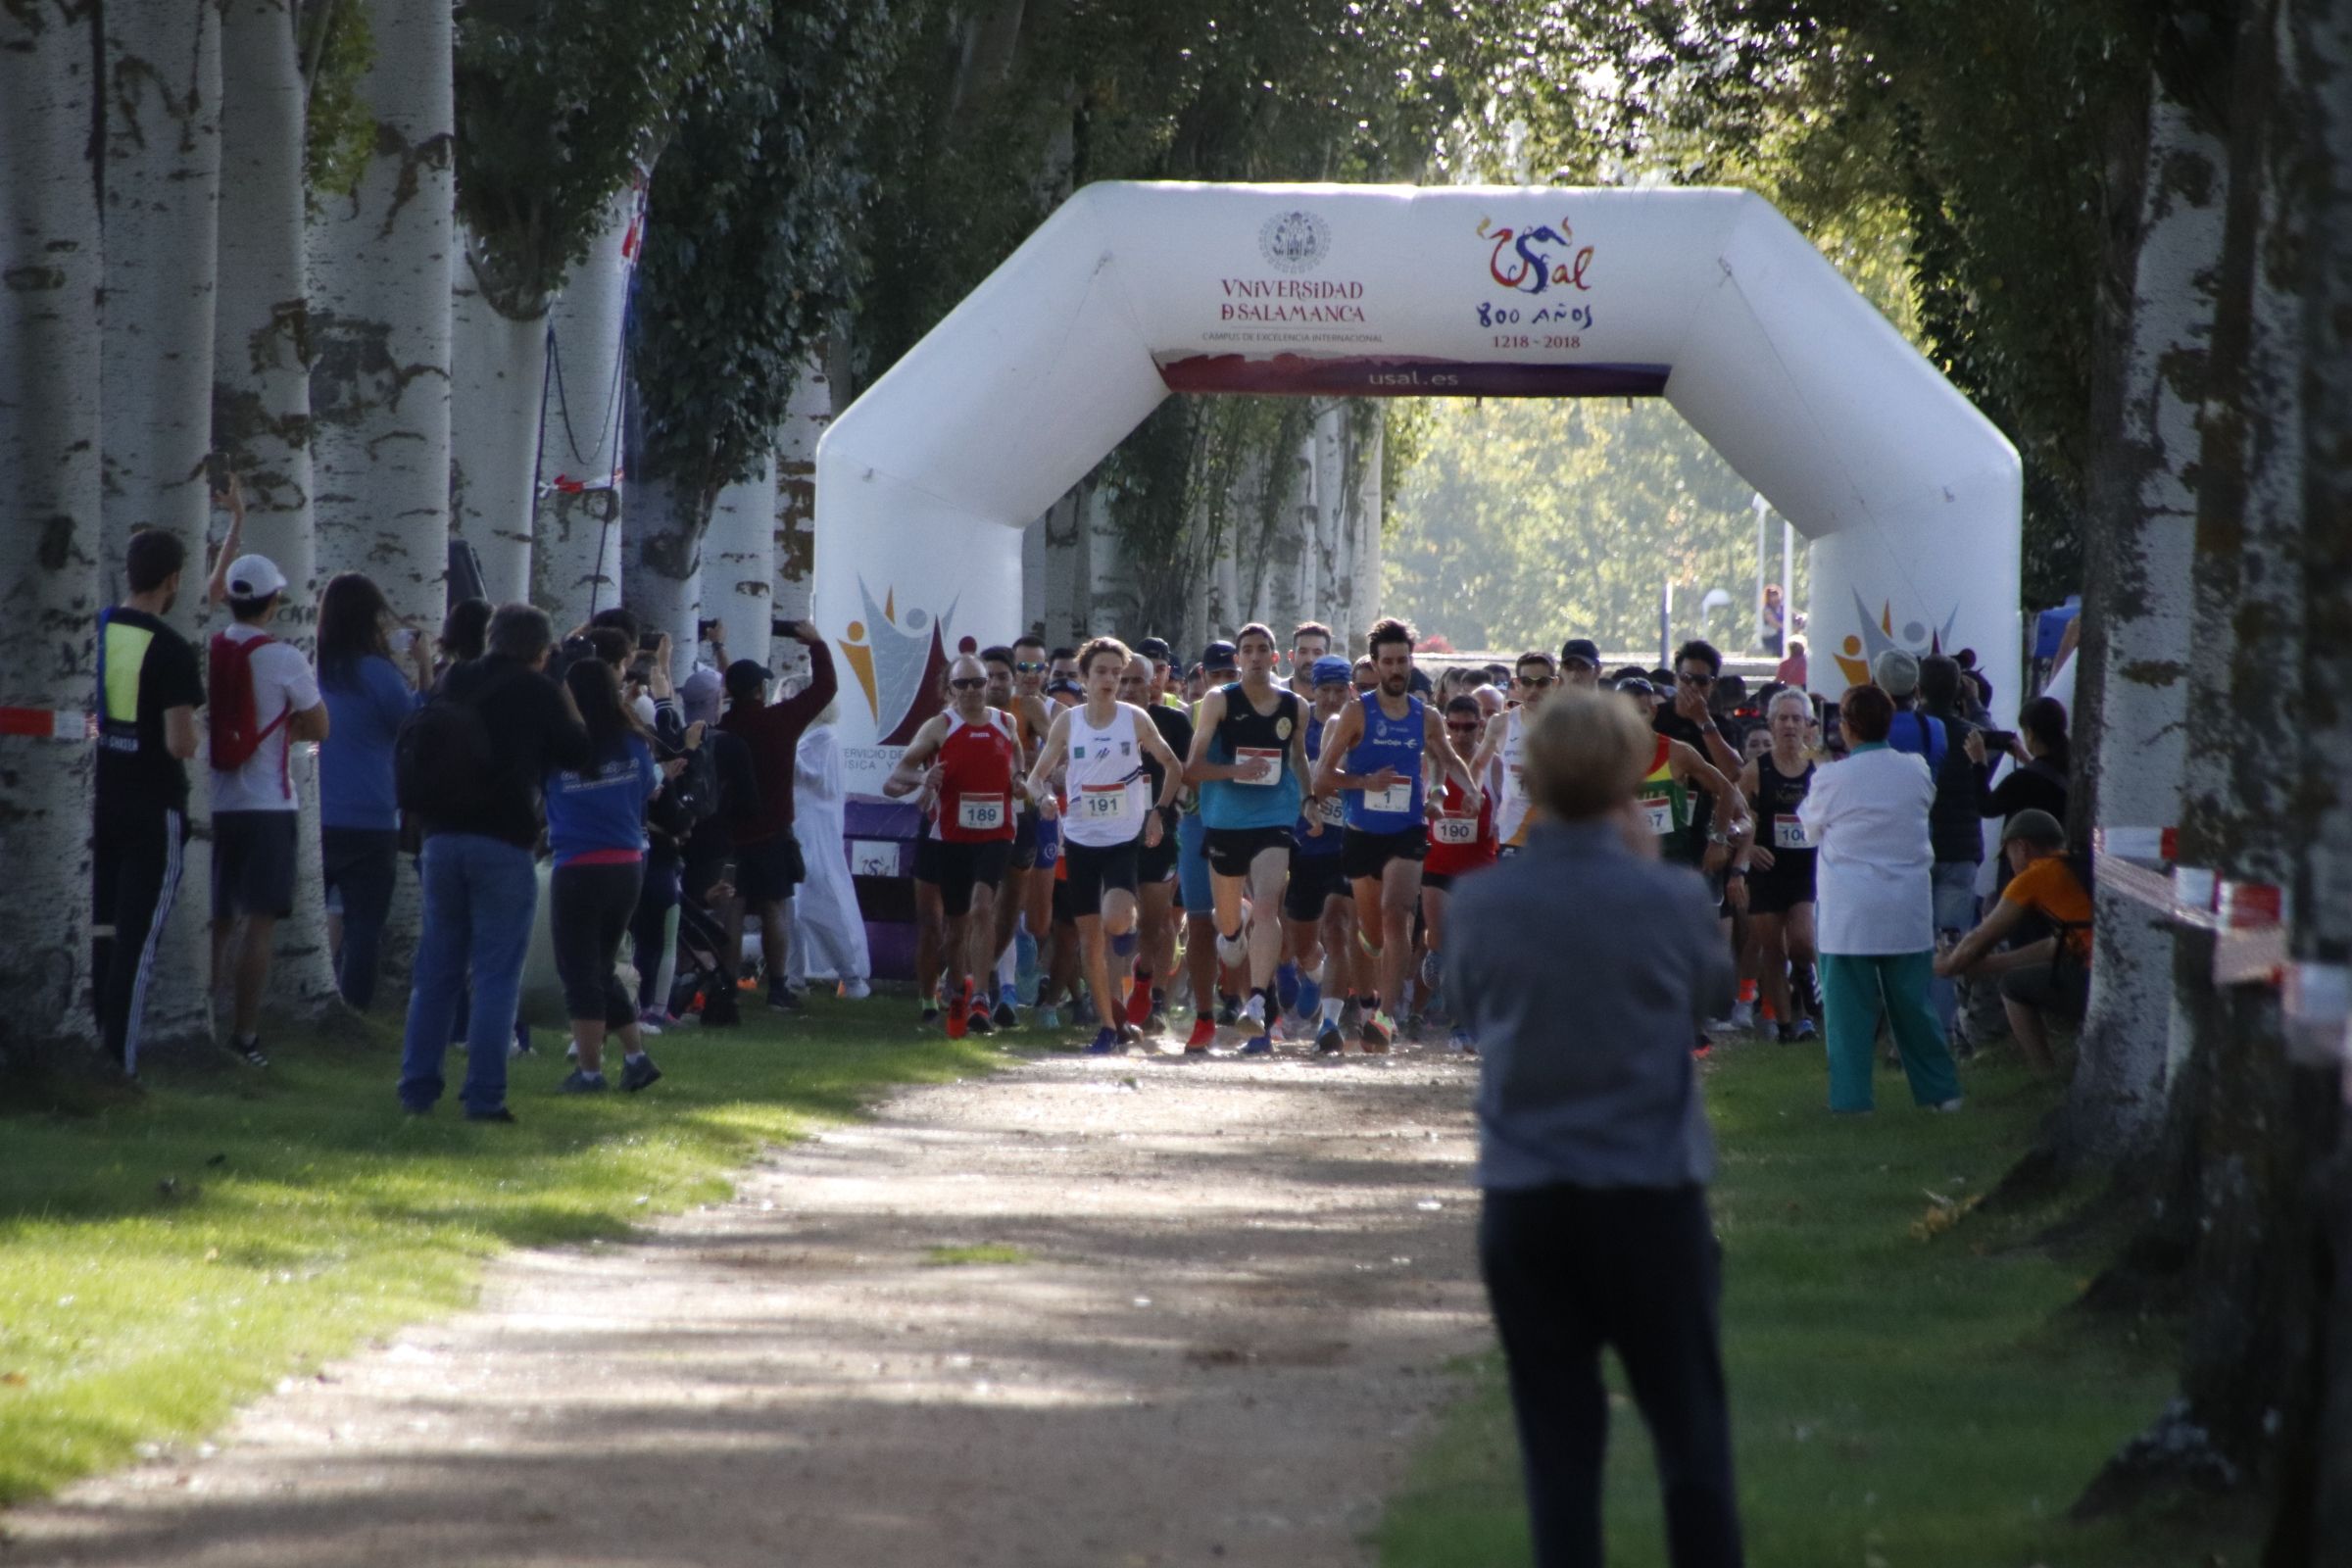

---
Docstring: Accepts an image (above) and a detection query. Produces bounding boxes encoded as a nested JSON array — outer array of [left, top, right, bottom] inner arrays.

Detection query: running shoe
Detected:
[[1275, 961, 1300, 1013], [919, 1005, 942, 1032], [1728, 1000, 1756, 1034], [1240, 1029, 1273, 1056], [1013, 929, 1040, 999], [767, 984, 802, 1013], [1314, 1019, 1346, 1054], [1085, 1025, 1122, 1055], [1118, 1021, 1142, 1046], [1241, 992, 1266, 1028], [1295, 976, 1322, 1024], [1034, 1004, 1061, 1032], [839, 980, 872, 1000], [1216, 993, 1242, 1026], [1184, 1014, 1217, 1054], [619, 1054, 662, 1093], [636, 1008, 667, 1037], [559, 1069, 608, 1094], [1072, 994, 1098, 1027], [1360, 1011, 1394, 1054], [1446, 1027, 1476, 1055], [1692, 1035, 1714, 1059], [1215, 928, 1248, 968], [1125, 978, 1152, 1028], [993, 998, 1019, 1030], [1144, 1005, 1167, 1036], [945, 982, 970, 1039], [967, 1007, 995, 1037], [232, 1036, 270, 1068], [1338, 998, 1363, 1035], [1793, 1018, 1818, 1042]]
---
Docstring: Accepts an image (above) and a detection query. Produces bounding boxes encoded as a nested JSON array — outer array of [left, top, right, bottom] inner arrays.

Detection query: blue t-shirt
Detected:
[[545, 735, 658, 867], [1886, 710, 1947, 770], [1344, 691, 1426, 833], [319, 655, 419, 832]]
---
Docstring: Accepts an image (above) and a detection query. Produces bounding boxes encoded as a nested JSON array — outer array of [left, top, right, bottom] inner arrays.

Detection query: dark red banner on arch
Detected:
[[1154, 353, 1671, 399]]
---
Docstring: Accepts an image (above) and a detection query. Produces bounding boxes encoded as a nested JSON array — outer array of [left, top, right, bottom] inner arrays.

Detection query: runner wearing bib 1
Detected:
[[1340, 686, 1429, 872]]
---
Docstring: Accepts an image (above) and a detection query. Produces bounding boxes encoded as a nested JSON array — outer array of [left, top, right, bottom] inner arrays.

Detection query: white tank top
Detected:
[[1494, 707, 1536, 848], [1061, 701, 1149, 847]]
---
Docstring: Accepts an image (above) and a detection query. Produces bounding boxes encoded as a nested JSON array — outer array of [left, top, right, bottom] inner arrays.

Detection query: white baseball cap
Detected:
[[224, 554, 287, 599]]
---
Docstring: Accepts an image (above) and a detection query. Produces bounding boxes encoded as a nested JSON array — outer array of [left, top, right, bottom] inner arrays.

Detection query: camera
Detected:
[[638, 630, 662, 653], [698, 618, 720, 641], [772, 616, 802, 638]]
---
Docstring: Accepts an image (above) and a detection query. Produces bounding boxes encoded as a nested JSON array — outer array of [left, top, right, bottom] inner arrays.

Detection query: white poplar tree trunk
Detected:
[[307, 0, 454, 626], [214, 0, 335, 1020], [533, 184, 637, 629], [619, 475, 702, 672], [0, 0, 105, 1059], [770, 354, 832, 676], [448, 237, 546, 607], [703, 456, 777, 682], [2072, 96, 2229, 1160], [97, 0, 222, 1060]]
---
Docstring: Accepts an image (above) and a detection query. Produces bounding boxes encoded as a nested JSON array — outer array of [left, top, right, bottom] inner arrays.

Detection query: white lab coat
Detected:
[[788, 723, 871, 986], [1797, 744, 1936, 956]]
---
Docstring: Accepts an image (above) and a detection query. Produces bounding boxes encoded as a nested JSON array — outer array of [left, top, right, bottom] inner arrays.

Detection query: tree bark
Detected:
[[96, 0, 222, 1062], [619, 474, 702, 679], [703, 455, 776, 683], [770, 352, 832, 678], [447, 236, 546, 607], [0, 0, 106, 1071], [532, 183, 637, 630], [213, 0, 336, 1021], [2069, 89, 2230, 1167], [307, 0, 454, 627]]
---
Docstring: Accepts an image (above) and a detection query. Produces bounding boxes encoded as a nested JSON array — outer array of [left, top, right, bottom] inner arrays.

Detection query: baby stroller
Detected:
[[669, 891, 741, 1026]]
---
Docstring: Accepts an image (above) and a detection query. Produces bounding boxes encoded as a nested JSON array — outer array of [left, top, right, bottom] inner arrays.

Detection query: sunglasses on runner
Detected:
[[1014, 661, 1047, 673], [949, 677, 988, 690], [1446, 721, 1480, 734], [1517, 674, 1556, 689], [1678, 670, 1715, 687]]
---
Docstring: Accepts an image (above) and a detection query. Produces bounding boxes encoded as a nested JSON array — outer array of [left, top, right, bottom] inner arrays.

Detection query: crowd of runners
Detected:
[[872, 617, 1908, 1063]]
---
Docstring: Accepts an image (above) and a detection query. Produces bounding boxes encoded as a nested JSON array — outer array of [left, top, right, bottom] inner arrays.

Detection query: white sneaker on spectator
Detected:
[[839, 980, 872, 1000]]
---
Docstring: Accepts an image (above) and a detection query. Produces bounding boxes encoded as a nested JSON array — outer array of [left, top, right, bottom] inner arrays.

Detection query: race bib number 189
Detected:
[[957, 794, 1006, 833]]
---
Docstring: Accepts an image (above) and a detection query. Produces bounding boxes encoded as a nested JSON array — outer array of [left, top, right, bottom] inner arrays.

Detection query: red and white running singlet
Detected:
[[931, 710, 1019, 844]]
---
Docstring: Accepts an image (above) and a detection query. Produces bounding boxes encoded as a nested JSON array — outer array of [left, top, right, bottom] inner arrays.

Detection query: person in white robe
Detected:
[[788, 705, 872, 997]]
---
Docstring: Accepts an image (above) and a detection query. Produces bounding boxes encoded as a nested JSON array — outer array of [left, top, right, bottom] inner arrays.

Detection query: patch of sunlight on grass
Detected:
[[922, 1243, 1034, 1267]]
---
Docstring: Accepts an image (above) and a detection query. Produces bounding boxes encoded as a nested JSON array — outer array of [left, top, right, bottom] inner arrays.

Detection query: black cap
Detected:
[[1135, 636, 1172, 662], [1559, 637, 1601, 668], [723, 658, 772, 696], [1200, 639, 1238, 672]]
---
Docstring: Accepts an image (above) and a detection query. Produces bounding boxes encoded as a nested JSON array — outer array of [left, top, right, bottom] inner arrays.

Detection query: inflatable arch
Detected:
[[814, 182, 2021, 792]]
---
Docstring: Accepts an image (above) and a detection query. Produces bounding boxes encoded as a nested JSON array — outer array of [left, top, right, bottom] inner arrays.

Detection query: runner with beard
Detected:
[[1312, 618, 1482, 1052], [1024, 637, 1184, 1055]]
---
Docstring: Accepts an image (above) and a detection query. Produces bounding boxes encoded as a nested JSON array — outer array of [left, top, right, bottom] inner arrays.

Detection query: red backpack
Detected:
[[208, 630, 291, 771]]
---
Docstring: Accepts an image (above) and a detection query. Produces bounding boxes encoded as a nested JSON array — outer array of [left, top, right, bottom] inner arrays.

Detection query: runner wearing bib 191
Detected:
[[1471, 649, 1561, 857], [1025, 636, 1184, 1056], [1737, 688, 1824, 1043], [1183, 621, 1310, 1055], [1287, 657, 1357, 1055], [883, 654, 1021, 1040], [1311, 617, 1482, 1052]]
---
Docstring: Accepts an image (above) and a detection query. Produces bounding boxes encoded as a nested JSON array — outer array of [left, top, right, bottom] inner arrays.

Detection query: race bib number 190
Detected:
[[1433, 816, 1479, 846]]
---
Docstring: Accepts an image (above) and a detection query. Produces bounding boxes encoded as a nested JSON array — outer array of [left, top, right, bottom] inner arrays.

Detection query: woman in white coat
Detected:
[[1795, 684, 1963, 1113], [788, 703, 873, 998]]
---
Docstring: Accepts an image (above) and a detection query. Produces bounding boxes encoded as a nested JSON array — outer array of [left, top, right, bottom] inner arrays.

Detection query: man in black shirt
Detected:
[[92, 531, 206, 1074], [396, 604, 592, 1120]]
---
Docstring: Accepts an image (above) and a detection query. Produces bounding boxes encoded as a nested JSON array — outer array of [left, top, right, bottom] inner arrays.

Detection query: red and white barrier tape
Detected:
[[0, 706, 92, 740]]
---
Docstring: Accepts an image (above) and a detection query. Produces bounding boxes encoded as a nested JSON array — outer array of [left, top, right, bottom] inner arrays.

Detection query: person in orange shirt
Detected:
[[1933, 808, 2089, 1073]]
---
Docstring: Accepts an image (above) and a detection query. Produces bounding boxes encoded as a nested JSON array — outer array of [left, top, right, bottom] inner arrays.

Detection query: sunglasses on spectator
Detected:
[[949, 677, 988, 690], [1014, 661, 1047, 672], [1517, 674, 1556, 688]]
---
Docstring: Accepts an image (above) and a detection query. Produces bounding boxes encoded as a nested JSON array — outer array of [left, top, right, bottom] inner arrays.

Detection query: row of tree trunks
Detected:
[[534, 185, 637, 633], [447, 241, 547, 608], [0, 0, 105, 1068]]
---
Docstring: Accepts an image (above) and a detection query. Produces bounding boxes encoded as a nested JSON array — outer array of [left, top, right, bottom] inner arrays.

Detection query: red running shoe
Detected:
[[1184, 1014, 1216, 1054], [945, 979, 970, 1040], [1125, 975, 1152, 1028]]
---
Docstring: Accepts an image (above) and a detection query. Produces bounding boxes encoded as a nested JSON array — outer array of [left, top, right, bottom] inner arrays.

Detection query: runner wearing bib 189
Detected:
[[1183, 621, 1309, 1055], [1311, 617, 1482, 1052], [1025, 636, 1184, 1056], [884, 655, 1022, 1040]]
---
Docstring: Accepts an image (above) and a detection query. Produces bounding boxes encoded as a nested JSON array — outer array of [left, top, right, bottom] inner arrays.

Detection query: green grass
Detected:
[[0, 994, 995, 1506], [922, 1242, 1034, 1267], [1378, 1041, 2241, 1568]]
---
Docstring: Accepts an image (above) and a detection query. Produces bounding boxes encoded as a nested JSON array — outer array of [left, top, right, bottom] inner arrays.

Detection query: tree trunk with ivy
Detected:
[[448, 242, 548, 606], [94, 0, 224, 1063], [2067, 74, 2230, 1169], [0, 0, 105, 1074], [532, 185, 636, 631], [2081, 0, 2336, 1522]]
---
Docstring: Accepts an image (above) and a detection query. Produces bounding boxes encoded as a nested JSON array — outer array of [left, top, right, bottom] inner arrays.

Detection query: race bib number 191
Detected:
[[1079, 783, 1130, 821]]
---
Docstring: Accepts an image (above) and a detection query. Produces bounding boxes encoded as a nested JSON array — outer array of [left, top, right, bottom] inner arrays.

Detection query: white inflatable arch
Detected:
[[814, 182, 2020, 790]]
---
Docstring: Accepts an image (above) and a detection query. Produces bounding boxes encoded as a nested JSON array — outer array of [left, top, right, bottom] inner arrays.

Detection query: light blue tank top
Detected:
[[1343, 691, 1425, 833]]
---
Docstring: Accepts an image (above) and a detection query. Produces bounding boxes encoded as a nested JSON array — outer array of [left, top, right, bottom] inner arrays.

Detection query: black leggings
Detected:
[[551, 860, 644, 1030]]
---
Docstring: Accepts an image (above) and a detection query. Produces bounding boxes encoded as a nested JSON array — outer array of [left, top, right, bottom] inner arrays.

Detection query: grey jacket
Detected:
[[1443, 817, 1735, 1191]]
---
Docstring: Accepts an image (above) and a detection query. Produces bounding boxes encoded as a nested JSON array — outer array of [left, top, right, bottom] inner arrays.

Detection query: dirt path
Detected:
[[3, 1049, 1492, 1567]]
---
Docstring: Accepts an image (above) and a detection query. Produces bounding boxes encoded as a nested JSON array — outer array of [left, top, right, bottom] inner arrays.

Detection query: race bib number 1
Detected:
[[1079, 783, 1130, 822], [957, 794, 1007, 833], [1363, 779, 1413, 815], [1641, 796, 1675, 835]]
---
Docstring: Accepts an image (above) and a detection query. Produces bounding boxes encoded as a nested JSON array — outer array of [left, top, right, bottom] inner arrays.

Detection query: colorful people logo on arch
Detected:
[[1832, 589, 1962, 688]]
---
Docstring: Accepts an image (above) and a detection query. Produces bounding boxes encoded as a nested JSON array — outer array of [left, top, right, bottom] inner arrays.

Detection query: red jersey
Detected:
[[932, 710, 1018, 844], [1423, 773, 1496, 877]]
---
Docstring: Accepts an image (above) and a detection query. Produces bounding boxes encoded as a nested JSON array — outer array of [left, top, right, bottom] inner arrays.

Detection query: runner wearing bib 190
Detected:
[[1287, 656, 1358, 1055], [1421, 695, 1497, 1053], [1471, 649, 1561, 858], [1312, 617, 1482, 1052], [1025, 636, 1184, 1056], [1183, 622, 1309, 1055], [1737, 688, 1823, 1043], [884, 654, 1021, 1040]]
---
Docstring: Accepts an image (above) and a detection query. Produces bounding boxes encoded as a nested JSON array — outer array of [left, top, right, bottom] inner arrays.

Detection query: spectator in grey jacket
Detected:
[[1443, 688, 1742, 1568]]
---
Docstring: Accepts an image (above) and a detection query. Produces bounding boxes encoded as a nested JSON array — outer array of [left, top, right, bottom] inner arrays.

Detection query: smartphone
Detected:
[[698, 618, 720, 641], [1980, 729, 2017, 754], [638, 630, 662, 653], [771, 616, 799, 638]]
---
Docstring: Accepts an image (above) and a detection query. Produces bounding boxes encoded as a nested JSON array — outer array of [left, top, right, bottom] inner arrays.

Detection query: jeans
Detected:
[[322, 826, 400, 1011], [1927, 860, 1979, 1036], [1481, 1183, 1743, 1568], [398, 833, 538, 1115]]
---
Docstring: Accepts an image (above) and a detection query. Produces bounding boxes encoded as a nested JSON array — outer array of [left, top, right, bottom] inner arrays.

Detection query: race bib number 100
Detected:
[[1773, 813, 1812, 851]]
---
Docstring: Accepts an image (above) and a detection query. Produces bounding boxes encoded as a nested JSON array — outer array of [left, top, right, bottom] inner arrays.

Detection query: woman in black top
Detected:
[[1737, 689, 1821, 1043], [1968, 695, 2070, 825]]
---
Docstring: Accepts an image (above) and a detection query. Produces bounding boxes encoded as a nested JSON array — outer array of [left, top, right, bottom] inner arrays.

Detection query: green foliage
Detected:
[[1384, 398, 1805, 658], [453, 0, 761, 317], [303, 0, 375, 203], [629, 0, 911, 512], [1379, 1038, 2218, 1567], [0, 1001, 996, 1507]]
